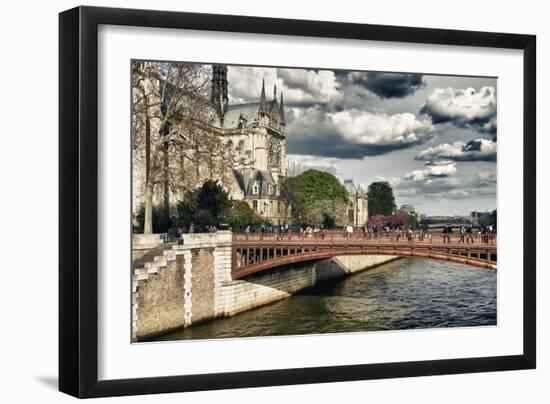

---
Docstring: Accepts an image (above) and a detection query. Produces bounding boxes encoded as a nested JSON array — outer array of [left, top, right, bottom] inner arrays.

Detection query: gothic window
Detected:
[[253, 200, 258, 211], [266, 136, 282, 169], [253, 182, 259, 194]]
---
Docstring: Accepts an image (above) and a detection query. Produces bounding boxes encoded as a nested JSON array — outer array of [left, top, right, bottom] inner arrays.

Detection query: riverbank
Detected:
[[157, 258, 497, 341]]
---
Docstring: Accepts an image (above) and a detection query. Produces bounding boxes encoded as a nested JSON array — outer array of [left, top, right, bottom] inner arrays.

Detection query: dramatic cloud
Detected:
[[286, 106, 435, 158], [402, 161, 458, 180], [420, 86, 497, 134], [277, 68, 342, 105], [392, 161, 496, 200], [392, 161, 461, 198], [223, 64, 497, 213], [227, 66, 341, 105], [354, 72, 426, 99], [415, 139, 497, 162]]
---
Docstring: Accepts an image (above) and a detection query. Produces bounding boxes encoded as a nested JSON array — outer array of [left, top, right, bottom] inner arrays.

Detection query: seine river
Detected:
[[158, 258, 497, 341]]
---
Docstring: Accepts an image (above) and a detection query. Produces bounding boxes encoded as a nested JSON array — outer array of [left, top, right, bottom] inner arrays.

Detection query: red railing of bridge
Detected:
[[233, 230, 496, 245]]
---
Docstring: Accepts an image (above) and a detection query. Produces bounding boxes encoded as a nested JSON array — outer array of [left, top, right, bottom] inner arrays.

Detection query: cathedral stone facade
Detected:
[[210, 65, 289, 225]]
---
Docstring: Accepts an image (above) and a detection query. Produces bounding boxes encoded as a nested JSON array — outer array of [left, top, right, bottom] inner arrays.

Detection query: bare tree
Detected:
[[132, 62, 215, 233]]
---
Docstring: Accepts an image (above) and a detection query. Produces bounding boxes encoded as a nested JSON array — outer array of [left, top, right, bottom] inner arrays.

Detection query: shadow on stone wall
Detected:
[[222, 256, 396, 318]]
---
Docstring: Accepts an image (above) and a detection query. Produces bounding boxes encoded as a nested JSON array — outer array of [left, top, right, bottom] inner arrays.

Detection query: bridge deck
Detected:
[[231, 231, 496, 279]]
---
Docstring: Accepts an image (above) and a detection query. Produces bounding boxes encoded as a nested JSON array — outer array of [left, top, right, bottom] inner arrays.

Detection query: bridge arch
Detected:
[[231, 232, 496, 279]]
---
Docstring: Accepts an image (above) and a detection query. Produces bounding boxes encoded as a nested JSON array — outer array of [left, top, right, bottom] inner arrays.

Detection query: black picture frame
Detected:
[[59, 5, 536, 398]]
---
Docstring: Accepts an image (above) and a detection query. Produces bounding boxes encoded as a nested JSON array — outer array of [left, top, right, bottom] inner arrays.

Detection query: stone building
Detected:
[[132, 63, 290, 227], [209, 65, 288, 225], [343, 179, 369, 227]]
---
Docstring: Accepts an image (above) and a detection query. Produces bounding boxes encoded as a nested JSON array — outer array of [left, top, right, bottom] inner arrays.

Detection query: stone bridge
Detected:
[[232, 231, 497, 279]]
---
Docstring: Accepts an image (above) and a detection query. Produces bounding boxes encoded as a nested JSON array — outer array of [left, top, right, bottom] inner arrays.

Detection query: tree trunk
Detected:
[[163, 141, 170, 229], [195, 146, 200, 182], [143, 92, 153, 234], [144, 180, 154, 234]]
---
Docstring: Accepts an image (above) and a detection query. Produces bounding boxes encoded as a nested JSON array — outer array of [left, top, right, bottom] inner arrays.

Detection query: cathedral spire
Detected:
[[280, 92, 286, 125], [273, 85, 277, 101], [259, 78, 267, 114], [211, 65, 228, 124]]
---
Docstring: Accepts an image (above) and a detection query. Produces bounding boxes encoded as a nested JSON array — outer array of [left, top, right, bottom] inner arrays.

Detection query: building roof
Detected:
[[224, 103, 261, 129], [232, 168, 278, 198]]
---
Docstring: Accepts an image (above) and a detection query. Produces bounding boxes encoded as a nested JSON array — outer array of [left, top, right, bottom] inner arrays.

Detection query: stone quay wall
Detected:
[[132, 232, 397, 341]]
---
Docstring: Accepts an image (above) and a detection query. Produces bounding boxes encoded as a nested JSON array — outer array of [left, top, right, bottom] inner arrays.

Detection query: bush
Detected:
[[134, 204, 172, 234], [227, 201, 260, 231]]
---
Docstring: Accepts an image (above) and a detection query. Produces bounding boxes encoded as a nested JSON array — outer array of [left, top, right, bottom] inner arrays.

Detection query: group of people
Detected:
[[165, 222, 496, 245], [448, 224, 495, 244], [171, 223, 219, 239]]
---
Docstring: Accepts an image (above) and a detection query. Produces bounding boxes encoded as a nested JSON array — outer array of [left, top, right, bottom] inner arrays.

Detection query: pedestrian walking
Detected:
[[459, 225, 466, 243], [465, 224, 472, 243]]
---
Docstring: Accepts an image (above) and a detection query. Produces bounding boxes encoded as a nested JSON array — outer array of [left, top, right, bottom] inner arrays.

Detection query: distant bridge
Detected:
[[231, 231, 496, 279]]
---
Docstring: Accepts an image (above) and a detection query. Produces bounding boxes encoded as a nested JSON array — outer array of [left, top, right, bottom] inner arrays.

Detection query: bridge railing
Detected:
[[233, 231, 496, 246]]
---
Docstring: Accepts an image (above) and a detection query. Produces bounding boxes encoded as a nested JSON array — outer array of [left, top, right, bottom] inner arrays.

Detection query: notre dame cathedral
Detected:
[[132, 62, 367, 230], [210, 65, 288, 225]]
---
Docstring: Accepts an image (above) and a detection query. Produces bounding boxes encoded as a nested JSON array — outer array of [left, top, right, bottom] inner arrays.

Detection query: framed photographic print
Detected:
[[59, 6, 536, 398]]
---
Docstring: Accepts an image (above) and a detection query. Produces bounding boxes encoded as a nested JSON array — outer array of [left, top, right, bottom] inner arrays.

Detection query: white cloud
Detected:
[[420, 86, 497, 134], [277, 68, 342, 104], [227, 66, 279, 104], [401, 161, 458, 182], [329, 109, 434, 146], [227, 66, 342, 105], [416, 139, 497, 162], [391, 161, 496, 200]]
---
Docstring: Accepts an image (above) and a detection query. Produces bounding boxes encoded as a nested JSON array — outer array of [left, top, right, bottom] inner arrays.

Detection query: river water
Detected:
[[158, 258, 496, 341]]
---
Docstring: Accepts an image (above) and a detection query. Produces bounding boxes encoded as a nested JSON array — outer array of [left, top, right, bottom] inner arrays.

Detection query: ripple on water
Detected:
[[158, 258, 497, 341]]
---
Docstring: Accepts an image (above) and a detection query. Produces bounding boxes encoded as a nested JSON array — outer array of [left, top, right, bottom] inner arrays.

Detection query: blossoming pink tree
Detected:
[[389, 210, 410, 228], [367, 214, 387, 229]]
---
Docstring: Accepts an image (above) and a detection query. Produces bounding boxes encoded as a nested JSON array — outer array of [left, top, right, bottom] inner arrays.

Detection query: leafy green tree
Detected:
[[195, 180, 231, 223], [280, 176, 299, 220], [407, 213, 420, 229], [478, 209, 497, 228], [228, 200, 261, 231], [367, 182, 396, 216], [291, 170, 349, 227], [302, 198, 348, 228], [175, 180, 231, 228], [296, 170, 349, 207], [192, 209, 215, 226]]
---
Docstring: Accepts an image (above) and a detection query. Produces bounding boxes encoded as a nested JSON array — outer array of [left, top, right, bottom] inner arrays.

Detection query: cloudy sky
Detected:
[[226, 65, 497, 216]]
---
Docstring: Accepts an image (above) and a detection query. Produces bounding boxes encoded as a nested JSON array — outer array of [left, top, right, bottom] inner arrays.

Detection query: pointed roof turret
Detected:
[[269, 84, 279, 113], [280, 92, 286, 125], [258, 78, 267, 115]]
